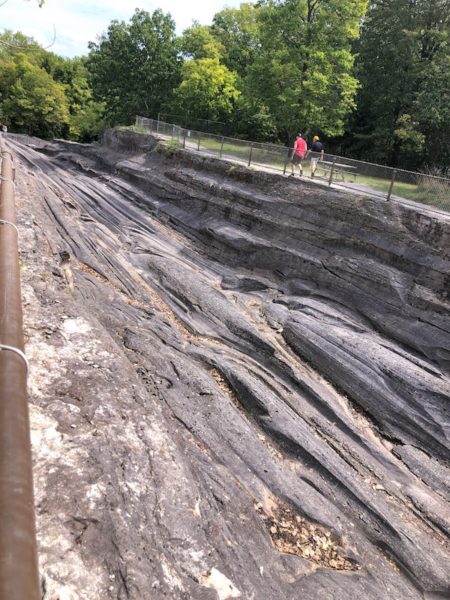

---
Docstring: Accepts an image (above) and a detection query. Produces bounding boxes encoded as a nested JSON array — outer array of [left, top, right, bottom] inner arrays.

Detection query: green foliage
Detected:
[[211, 3, 260, 76], [0, 31, 105, 140], [179, 23, 223, 60], [351, 0, 450, 169], [68, 99, 107, 142], [170, 57, 240, 123], [232, 97, 278, 141], [165, 139, 182, 156], [1, 0, 448, 174], [394, 114, 425, 159], [245, 0, 368, 139], [1, 53, 69, 137], [87, 9, 181, 125]]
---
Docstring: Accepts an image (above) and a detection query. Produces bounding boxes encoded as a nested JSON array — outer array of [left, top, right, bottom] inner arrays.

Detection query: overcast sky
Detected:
[[1, 0, 244, 58]]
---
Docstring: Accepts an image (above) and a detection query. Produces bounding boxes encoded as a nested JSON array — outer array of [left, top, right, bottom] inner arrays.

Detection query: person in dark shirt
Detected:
[[310, 135, 324, 178]]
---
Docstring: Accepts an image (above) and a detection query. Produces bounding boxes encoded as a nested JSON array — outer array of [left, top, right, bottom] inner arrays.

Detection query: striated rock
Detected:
[[9, 131, 450, 599]]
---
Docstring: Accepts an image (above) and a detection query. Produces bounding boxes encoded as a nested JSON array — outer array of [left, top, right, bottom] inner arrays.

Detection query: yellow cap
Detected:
[[313, 135, 319, 141]]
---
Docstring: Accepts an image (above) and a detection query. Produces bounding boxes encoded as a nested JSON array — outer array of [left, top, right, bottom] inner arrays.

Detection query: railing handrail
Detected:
[[137, 116, 450, 184], [136, 116, 450, 212], [0, 136, 40, 600]]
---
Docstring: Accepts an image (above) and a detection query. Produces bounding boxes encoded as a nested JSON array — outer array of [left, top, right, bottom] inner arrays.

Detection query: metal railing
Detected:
[[136, 116, 450, 214], [157, 112, 228, 135], [0, 135, 40, 600]]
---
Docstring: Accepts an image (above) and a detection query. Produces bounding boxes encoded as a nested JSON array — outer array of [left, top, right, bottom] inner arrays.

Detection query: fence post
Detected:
[[248, 143, 254, 167], [387, 169, 397, 201], [328, 156, 337, 186], [219, 137, 225, 159], [197, 132, 201, 151], [182, 129, 187, 149], [283, 149, 291, 175]]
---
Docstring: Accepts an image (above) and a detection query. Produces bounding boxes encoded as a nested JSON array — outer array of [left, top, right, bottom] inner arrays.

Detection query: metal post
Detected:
[[387, 169, 397, 201], [283, 149, 290, 175], [219, 137, 225, 159], [0, 140, 40, 600], [197, 132, 201, 151], [248, 143, 254, 167], [328, 156, 337, 186], [182, 129, 187, 149]]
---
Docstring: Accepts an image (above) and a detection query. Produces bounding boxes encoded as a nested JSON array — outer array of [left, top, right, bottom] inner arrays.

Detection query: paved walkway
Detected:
[[179, 136, 450, 221]]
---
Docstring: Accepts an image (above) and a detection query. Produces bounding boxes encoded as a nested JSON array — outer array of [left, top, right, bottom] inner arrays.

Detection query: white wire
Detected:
[[0, 344, 29, 375], [0, 219, 19, 235], [0, 175, 15, 186]]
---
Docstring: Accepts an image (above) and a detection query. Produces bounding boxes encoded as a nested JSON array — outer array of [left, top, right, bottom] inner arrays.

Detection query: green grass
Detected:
[[354, 175, 449, 209], [117, 125, 149, 134], [188, 136, 290, 171]]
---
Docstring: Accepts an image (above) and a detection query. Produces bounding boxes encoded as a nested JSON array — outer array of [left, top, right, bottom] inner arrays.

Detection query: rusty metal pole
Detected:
[[0, 138, 40, 600], [328, 156, 337, 186], [386, 168, 397, 202]]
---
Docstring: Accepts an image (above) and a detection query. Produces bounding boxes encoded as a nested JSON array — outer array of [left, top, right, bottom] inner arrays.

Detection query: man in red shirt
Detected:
[[290, 133, 307, 176]]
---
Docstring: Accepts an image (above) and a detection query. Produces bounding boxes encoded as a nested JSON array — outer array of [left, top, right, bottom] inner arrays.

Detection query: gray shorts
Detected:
[[292, 154, 303, 165]]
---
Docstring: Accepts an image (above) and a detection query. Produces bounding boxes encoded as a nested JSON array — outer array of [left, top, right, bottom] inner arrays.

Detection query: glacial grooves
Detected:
[[10, 130, 450, 599]]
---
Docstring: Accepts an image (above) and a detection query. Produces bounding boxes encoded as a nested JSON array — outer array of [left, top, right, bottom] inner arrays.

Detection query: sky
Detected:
[[1, 0, 244, 58]]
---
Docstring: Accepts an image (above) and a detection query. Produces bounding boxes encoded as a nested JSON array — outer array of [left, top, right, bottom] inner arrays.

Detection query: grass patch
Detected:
[[355, 175, 450, 210], [117, 125, 149, 134]]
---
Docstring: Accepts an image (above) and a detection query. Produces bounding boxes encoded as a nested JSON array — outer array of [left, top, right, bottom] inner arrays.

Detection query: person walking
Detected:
[[290, 133, 307, 176], [310, 135, 324, 178]]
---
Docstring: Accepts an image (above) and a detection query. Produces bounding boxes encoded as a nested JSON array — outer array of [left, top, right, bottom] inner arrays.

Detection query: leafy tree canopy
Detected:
[[87, 8, 181, 124], [179, 22, 223, 60], [1, 52, 69, 137], [0, 31, 105, 140], [350, 0, 450, 168], [211, 3, 261, 77], [170, 57, 240, 123], [244, 0, 368, 140]]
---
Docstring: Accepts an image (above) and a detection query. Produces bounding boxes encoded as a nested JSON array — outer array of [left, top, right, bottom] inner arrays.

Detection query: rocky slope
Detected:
[[9, 130, 450, 599]]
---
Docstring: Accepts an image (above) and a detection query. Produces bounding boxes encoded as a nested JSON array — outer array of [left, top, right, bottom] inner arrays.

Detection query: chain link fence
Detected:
[[136, 116, 450, 213]]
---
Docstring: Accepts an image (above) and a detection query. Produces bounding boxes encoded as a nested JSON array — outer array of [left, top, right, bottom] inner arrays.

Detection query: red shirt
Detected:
[[294, 137, 307, 158]]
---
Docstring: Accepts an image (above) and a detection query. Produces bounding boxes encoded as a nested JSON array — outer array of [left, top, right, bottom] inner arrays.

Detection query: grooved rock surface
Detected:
[[9, 130, 450, 600]]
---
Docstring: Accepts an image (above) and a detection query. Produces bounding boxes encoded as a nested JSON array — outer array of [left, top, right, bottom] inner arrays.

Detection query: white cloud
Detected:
[[1, 0, 243, 57]]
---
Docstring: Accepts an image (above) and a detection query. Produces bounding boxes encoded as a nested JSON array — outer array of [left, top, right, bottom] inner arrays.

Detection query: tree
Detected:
[[0, 31, 104, 140], [170, 57, 240, 124], [1, 53, 69, 137], [87, 9, 181, 125], [244, 0, 368, 140], [350, 0, 450, 169], [211, 3, 261, 77], [179, 22, 223, 60]]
